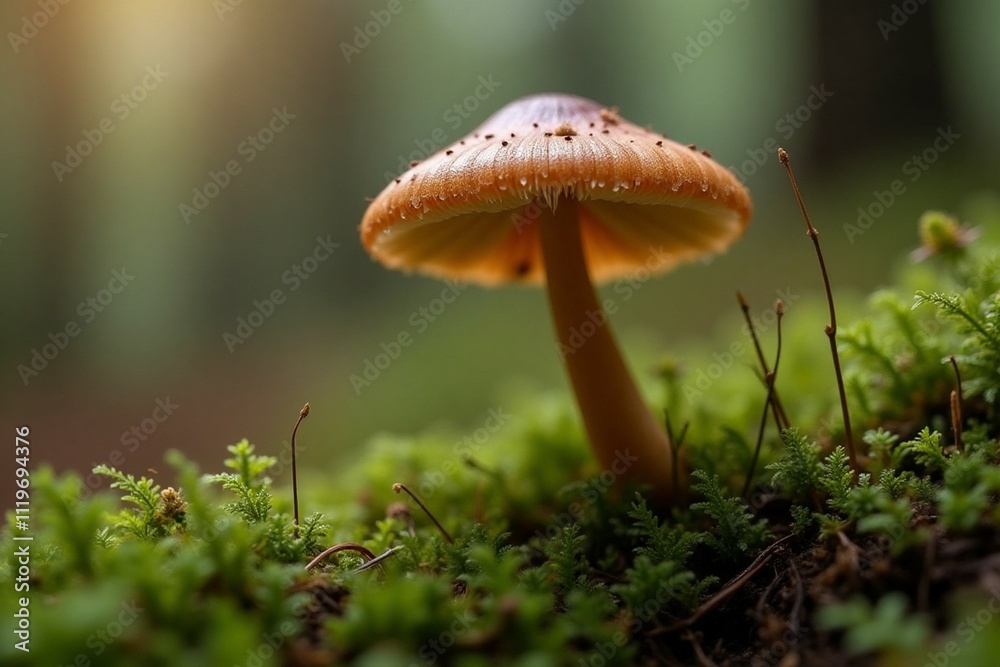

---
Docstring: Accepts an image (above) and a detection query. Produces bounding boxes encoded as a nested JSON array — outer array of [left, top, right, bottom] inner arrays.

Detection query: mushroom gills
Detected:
[[371, 198, 743, 285]]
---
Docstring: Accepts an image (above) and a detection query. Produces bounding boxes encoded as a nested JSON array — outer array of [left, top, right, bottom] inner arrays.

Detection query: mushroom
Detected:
[[359, 93, 751, 503]]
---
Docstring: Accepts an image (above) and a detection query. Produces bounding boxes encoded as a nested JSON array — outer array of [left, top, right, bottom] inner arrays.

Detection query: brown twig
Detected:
[[754, 568, 785, 621], [681, 630, 719, 667], [788, 560, 805, 637], [743, 300, 784, 499], [835, 530, 862, 576], [778, 149, 858, 475], [305, 542, 378, 571], [393, 483, 454, 544], [650, 534, 795, 635], [353, 545, 405, 573], [949, 356, 964, 452], [290, 403, 310, 536], [737, 291, 790, 429]]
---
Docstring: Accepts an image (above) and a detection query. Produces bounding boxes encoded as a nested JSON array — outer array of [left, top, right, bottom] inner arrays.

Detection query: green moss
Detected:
[[3, 203, 1000, 665]]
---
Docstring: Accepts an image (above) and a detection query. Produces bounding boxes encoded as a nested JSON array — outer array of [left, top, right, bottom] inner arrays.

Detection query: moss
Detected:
[[3, 203, 1000, 665]]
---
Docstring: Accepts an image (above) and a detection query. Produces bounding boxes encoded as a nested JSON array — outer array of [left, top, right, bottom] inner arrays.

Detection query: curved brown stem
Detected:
[[778, 149, 858, 474], [305, 542, 377, 571], [393, 483, 453, 543], [290, 403, 309, 537], [537, 199, 675, 502]]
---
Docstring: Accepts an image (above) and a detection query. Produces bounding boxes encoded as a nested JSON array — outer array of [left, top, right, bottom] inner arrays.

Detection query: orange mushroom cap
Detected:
[[360, 93, 752, 286]]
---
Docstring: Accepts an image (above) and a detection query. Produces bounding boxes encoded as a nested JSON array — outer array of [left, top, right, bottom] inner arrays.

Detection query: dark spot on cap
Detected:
[[485, 134, 495, 139], [394, 178, 401, 184], [410, 161, 420, 167], [601, 129, 610, 134], [701, 149, 712, 158], [501, 141, 509, 146], [543, 132, 553, 137], [688, 144, 697, 151], [445, 149, 454, 155], [532, 122, 539, 128], [656, 141, 663, 147], [564, 136, 572, 141]]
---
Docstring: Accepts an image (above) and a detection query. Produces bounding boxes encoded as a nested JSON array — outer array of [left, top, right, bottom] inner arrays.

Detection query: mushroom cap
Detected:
[[360, 93, 752, 286]]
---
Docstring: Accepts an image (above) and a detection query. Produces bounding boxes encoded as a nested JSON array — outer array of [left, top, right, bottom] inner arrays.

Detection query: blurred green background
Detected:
[[2, 0, 998, 496]]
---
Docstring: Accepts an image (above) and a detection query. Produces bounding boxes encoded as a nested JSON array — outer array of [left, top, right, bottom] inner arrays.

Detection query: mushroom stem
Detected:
[[537, 199, 676, 502]]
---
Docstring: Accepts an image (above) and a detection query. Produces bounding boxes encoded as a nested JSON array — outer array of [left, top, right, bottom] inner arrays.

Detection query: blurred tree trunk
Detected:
[[35, 14, 85, 330], [813, 0, 948, 165]]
